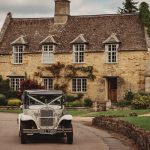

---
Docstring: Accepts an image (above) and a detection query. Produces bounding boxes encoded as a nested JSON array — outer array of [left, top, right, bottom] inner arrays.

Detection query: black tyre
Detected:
[[20, 124, 27, 144], [66, 124, 73, 144]]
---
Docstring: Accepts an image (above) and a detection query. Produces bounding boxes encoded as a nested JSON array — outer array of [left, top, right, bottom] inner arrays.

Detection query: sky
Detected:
[[0, 0, 150, 29]]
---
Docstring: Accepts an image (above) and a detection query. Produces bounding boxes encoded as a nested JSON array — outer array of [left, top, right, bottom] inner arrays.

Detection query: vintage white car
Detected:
[[18, 90, 73, 144]]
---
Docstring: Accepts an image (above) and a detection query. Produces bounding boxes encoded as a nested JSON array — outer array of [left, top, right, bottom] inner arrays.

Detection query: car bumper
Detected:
[[23, 128, 73, 135]]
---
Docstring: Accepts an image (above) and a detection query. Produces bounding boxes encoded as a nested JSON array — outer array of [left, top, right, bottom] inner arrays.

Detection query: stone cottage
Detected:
[[0, 0, 150, 102]]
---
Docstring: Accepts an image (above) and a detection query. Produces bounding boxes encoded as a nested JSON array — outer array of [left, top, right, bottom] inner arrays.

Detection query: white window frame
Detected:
[[72, 78, 87, 93], [73, 44, 85, 63], [13, 45, 24, 64], [10, 77, 24, 91], [42, 45, 55, 64], [105, 44, 119, 63], [43, 78, 53, 90]]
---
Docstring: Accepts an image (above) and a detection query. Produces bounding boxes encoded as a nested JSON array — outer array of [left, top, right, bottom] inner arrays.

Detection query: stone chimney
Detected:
[[54, 0, 70, 24]]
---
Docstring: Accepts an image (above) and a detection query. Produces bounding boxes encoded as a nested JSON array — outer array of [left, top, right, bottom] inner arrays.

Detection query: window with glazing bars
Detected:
[[13, 45, 24, 64], [10, 77, 24, 91], [72, 78, 87, 93], [43, 78, 53, 90], [42, 45, 54, 64], [106, 44, 117, 63], [73, 44, 85, 63]]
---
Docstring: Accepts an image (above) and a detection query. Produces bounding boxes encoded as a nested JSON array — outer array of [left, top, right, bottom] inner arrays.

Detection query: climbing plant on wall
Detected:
[[34, 62, 96, 92]]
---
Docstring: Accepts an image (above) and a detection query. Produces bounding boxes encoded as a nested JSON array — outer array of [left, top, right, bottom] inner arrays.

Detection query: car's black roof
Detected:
[[24, 89, 63, 95]]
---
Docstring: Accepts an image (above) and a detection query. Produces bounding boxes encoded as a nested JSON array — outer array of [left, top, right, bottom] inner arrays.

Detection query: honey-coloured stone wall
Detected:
[[0, 50, 148, 101]]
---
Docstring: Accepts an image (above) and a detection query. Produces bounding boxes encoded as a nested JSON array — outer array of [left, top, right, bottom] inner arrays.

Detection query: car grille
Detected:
[[40, 118, 54, 126], [41, 109, 53, 117], [40, 109, 54, 127]]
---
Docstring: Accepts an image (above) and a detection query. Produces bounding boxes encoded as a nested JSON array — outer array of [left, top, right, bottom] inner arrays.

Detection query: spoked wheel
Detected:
[[66, 124, 73, 144]]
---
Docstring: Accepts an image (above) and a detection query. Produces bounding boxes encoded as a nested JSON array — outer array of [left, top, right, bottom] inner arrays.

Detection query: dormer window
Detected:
[[73, 44, 85, 63], [71, 34, 88, 64], [40, 35, 56, 64], [13, 45, 24, 64], [11, 36, 27, 65], [103, 33, 120, 64], [42, 45, 54, 64]]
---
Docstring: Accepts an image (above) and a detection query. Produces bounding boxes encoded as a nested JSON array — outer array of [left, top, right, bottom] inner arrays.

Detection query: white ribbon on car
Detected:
[[27, 94, 62, 105], [48, 95, 62, 105], [27, 94, 45, 105]]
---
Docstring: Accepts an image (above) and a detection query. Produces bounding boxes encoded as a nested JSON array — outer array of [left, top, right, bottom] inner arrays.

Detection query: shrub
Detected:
[[72, 101, 83, 107], [114, 100, 131, 107], [132, 93, 150, 109], [65, 100, 83, 107], [7, 99, 22, 106], [5, 90, 21, 99], [114, 90, 134, 107], [20, 79, 44, 94], [84, 98, 93, 107], [65, 94, 84, 102], [65, 95, 77, 102], [0, 76, 19, 98], [124, 90, 134, 102], [0, 94, 7, 106], [77, 93, 84, 99]]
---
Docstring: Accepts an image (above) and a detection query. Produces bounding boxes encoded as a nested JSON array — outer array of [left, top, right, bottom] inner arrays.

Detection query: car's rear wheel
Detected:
[[66, 123, 73, 144]]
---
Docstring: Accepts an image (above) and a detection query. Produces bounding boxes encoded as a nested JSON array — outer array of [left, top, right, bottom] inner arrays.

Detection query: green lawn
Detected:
[[122, 117, 150, 131], [67, 109, 150, 131], [67, 109, 150, 117], [0, 109, 22, 113], [66, 109, 88, 116]]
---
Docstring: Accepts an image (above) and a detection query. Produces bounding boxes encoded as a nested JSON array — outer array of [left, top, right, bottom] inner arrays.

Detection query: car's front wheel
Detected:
[[66, 124, 73, 144], [20, 124, 27, 144]]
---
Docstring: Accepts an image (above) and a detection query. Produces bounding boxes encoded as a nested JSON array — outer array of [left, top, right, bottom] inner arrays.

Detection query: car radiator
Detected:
[[40, 109, 54, 127]]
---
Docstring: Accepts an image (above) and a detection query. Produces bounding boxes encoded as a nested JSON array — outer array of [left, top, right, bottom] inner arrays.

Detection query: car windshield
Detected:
[[25, 94, 63, 106]]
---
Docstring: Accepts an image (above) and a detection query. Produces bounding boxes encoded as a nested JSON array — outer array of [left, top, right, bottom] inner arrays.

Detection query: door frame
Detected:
[[104, 76, 118, 102]]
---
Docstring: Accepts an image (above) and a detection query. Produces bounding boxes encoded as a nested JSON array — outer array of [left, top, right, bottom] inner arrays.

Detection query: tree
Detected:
[[139, 2, 150, 27], [139, 2, 150, 37], [118, 0, 138, 14], [20, 79, 44, 94], [0, 75, 19, 98]]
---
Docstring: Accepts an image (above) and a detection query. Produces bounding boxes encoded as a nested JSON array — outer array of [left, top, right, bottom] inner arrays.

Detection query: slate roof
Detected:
[[0, 14, 147, 54]]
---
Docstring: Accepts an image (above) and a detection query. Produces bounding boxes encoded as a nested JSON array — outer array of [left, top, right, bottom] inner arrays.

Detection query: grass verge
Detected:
[[67, 109, 150, 117], [0, 109, 22, 113], [122, 117, 150, 131]]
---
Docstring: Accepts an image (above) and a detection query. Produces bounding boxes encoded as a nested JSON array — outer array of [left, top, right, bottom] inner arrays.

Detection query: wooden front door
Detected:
[[108, 78, 117, 102]]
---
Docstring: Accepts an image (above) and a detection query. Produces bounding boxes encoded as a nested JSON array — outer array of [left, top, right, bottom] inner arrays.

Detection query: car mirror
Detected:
[[20, 105, 23, 109]]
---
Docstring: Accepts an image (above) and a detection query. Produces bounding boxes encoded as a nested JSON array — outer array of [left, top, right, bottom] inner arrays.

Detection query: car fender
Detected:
[[18, 113, 35, 130], [57, 115, 73, 126]]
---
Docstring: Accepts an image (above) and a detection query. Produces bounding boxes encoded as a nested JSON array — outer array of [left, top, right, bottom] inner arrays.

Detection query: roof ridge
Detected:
[[12, 17, 53, 20], [11, 13, 139, 20], [70, 13, 139, 18]]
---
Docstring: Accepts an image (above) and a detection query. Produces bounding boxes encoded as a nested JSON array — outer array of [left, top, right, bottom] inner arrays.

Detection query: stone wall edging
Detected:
[[92, 116, 150, 150], [0, 106, 19, 110]]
